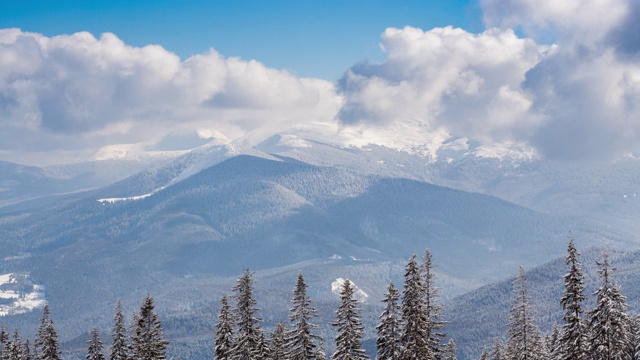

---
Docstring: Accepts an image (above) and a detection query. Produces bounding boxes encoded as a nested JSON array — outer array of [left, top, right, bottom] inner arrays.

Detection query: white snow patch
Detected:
[[329, 254, 343, 260], [97, 192, 154, 204], [331, 278, 369, 303], [0, 273, 46, 317]]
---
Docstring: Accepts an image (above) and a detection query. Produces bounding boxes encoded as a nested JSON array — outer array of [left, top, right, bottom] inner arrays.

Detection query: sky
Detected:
[[1, 0, 639, 165]]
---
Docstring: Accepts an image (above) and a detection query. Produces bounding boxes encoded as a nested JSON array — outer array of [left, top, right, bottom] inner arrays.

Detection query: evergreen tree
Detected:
[[231, 269, 262, 360], [270, 323, 287, 360], [255, 329, 271, 360], [545, 323, 559, 359], [9, 329, 24, 360], [315, 339, 327, 360], [331, 279, 369, 360], [558, 238, 588, 360], [109, 300, 128, 360], [422, 249, 445, 359], [375, 282, 402, 360], [130, 295, 169, 360], [23, 340, 31, 360], [506, 267, 544, 360], [1, 328, 8, 360], [629, 315, 640, 360], [442, 339, 456, 360], [479, 347, 489, 360], [490, 339, 503, 360], [286, 272, 320, 360], [400, 255, 433, 360], [215, 294, 235, 360], [86, 329, 105, 360], [588, 253, 630, 360], [35, 305, 61, 360]]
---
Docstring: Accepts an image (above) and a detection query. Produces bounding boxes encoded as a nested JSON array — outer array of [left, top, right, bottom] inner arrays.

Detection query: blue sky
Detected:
[[0, 0, 482, 80]]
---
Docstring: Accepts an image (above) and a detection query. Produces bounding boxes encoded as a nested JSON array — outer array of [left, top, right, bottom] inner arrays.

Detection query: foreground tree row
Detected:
[[214, 248, 451, 360], [482, 239, 639, 360], [0, 295, 168, 360]]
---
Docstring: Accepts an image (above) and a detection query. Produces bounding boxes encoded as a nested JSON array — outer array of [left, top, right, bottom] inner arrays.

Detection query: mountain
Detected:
[[0, 146, 602, 359], [1, 136, 640, 358]]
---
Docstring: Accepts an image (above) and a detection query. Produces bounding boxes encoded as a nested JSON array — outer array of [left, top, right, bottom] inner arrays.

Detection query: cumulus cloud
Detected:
[[337, 0, 640, 161], [337, 26, 546, 152], [0, 29, 341, 165]]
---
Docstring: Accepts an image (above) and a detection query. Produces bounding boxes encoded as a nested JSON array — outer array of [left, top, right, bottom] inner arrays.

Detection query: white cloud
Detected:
[[0, 29, 341, 165], [336, 0, 640, 161], [337, 26, 546, 150]]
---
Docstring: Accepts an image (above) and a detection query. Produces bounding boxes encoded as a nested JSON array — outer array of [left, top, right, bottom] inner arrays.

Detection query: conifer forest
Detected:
[[0, 240, 637, 360]]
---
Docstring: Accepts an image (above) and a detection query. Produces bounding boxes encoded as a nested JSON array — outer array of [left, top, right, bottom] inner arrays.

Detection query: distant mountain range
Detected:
[[0, 135, 639, 359]]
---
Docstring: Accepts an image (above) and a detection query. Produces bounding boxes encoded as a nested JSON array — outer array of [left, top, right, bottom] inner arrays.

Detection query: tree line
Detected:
[[213, 249, 452, 360], [2, 239, 639, 360], [0, 294, 168, 360], [481, 239, 640, 360]]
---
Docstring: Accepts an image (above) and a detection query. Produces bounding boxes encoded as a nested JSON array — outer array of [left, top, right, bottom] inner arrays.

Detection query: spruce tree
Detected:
[[86, 329, 105, 360], [479, 347, 489, 360], [506, 267, 544, 360], [231, 269, 262, 360], [270, 323, 287, 360], [1, 328, 8, 360], [9, 329, 24, 360], [255, 329, 271, 360], [423, 249, 445, 358], [331, 279, 369, 360], [558, 239, 587, 360], [490, 339, 503, 360], [375, 282, 402, 360], [315, 339, 327, 360], [35, 305, 61, 360], [23, 340, 31, 360], [130, 295, 169, 360], [588, 253, 630, 360], [109, 300, 128, 360], [400, 255, 433, 360], [443, 339, 457, 360], [628, 315, 640, 360], [215, 294, 235, 360], [286, 271, 320, 360]]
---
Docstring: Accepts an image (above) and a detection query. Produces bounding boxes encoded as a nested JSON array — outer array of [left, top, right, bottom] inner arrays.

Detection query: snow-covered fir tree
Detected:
[[331, 279, 369, 360], [35, 305, 61, 360], [231, 269, 262, 360], [109, 300, 128, 360], [316, 338, 327, 360], [286, 271, 320, 360], [376, 282, 402, 360], [443, 339, 457, 360], [1, 328, 8, 360], [130, 295, 169, 360], [269, 323, 287, 360], [23, 339, 31, 360], [401, 255, 433, 360], [491, 339, 503, 360], [506, 267, 544, 360], [558, 239, 588, 360], [545, 323, 559, 359], [422, 249, 446, 359], [588, 253, 630, 360], [215, 294, 235, 360], [255, 328, 271, 360], [86, 329, 105, 360], [479, 347, 489, 360], [8, 329, 24, 360]]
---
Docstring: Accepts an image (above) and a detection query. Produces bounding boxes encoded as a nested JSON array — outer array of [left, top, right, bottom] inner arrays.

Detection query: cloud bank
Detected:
[[3, 0, 640, 164], [0, 29, 341, 164]]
